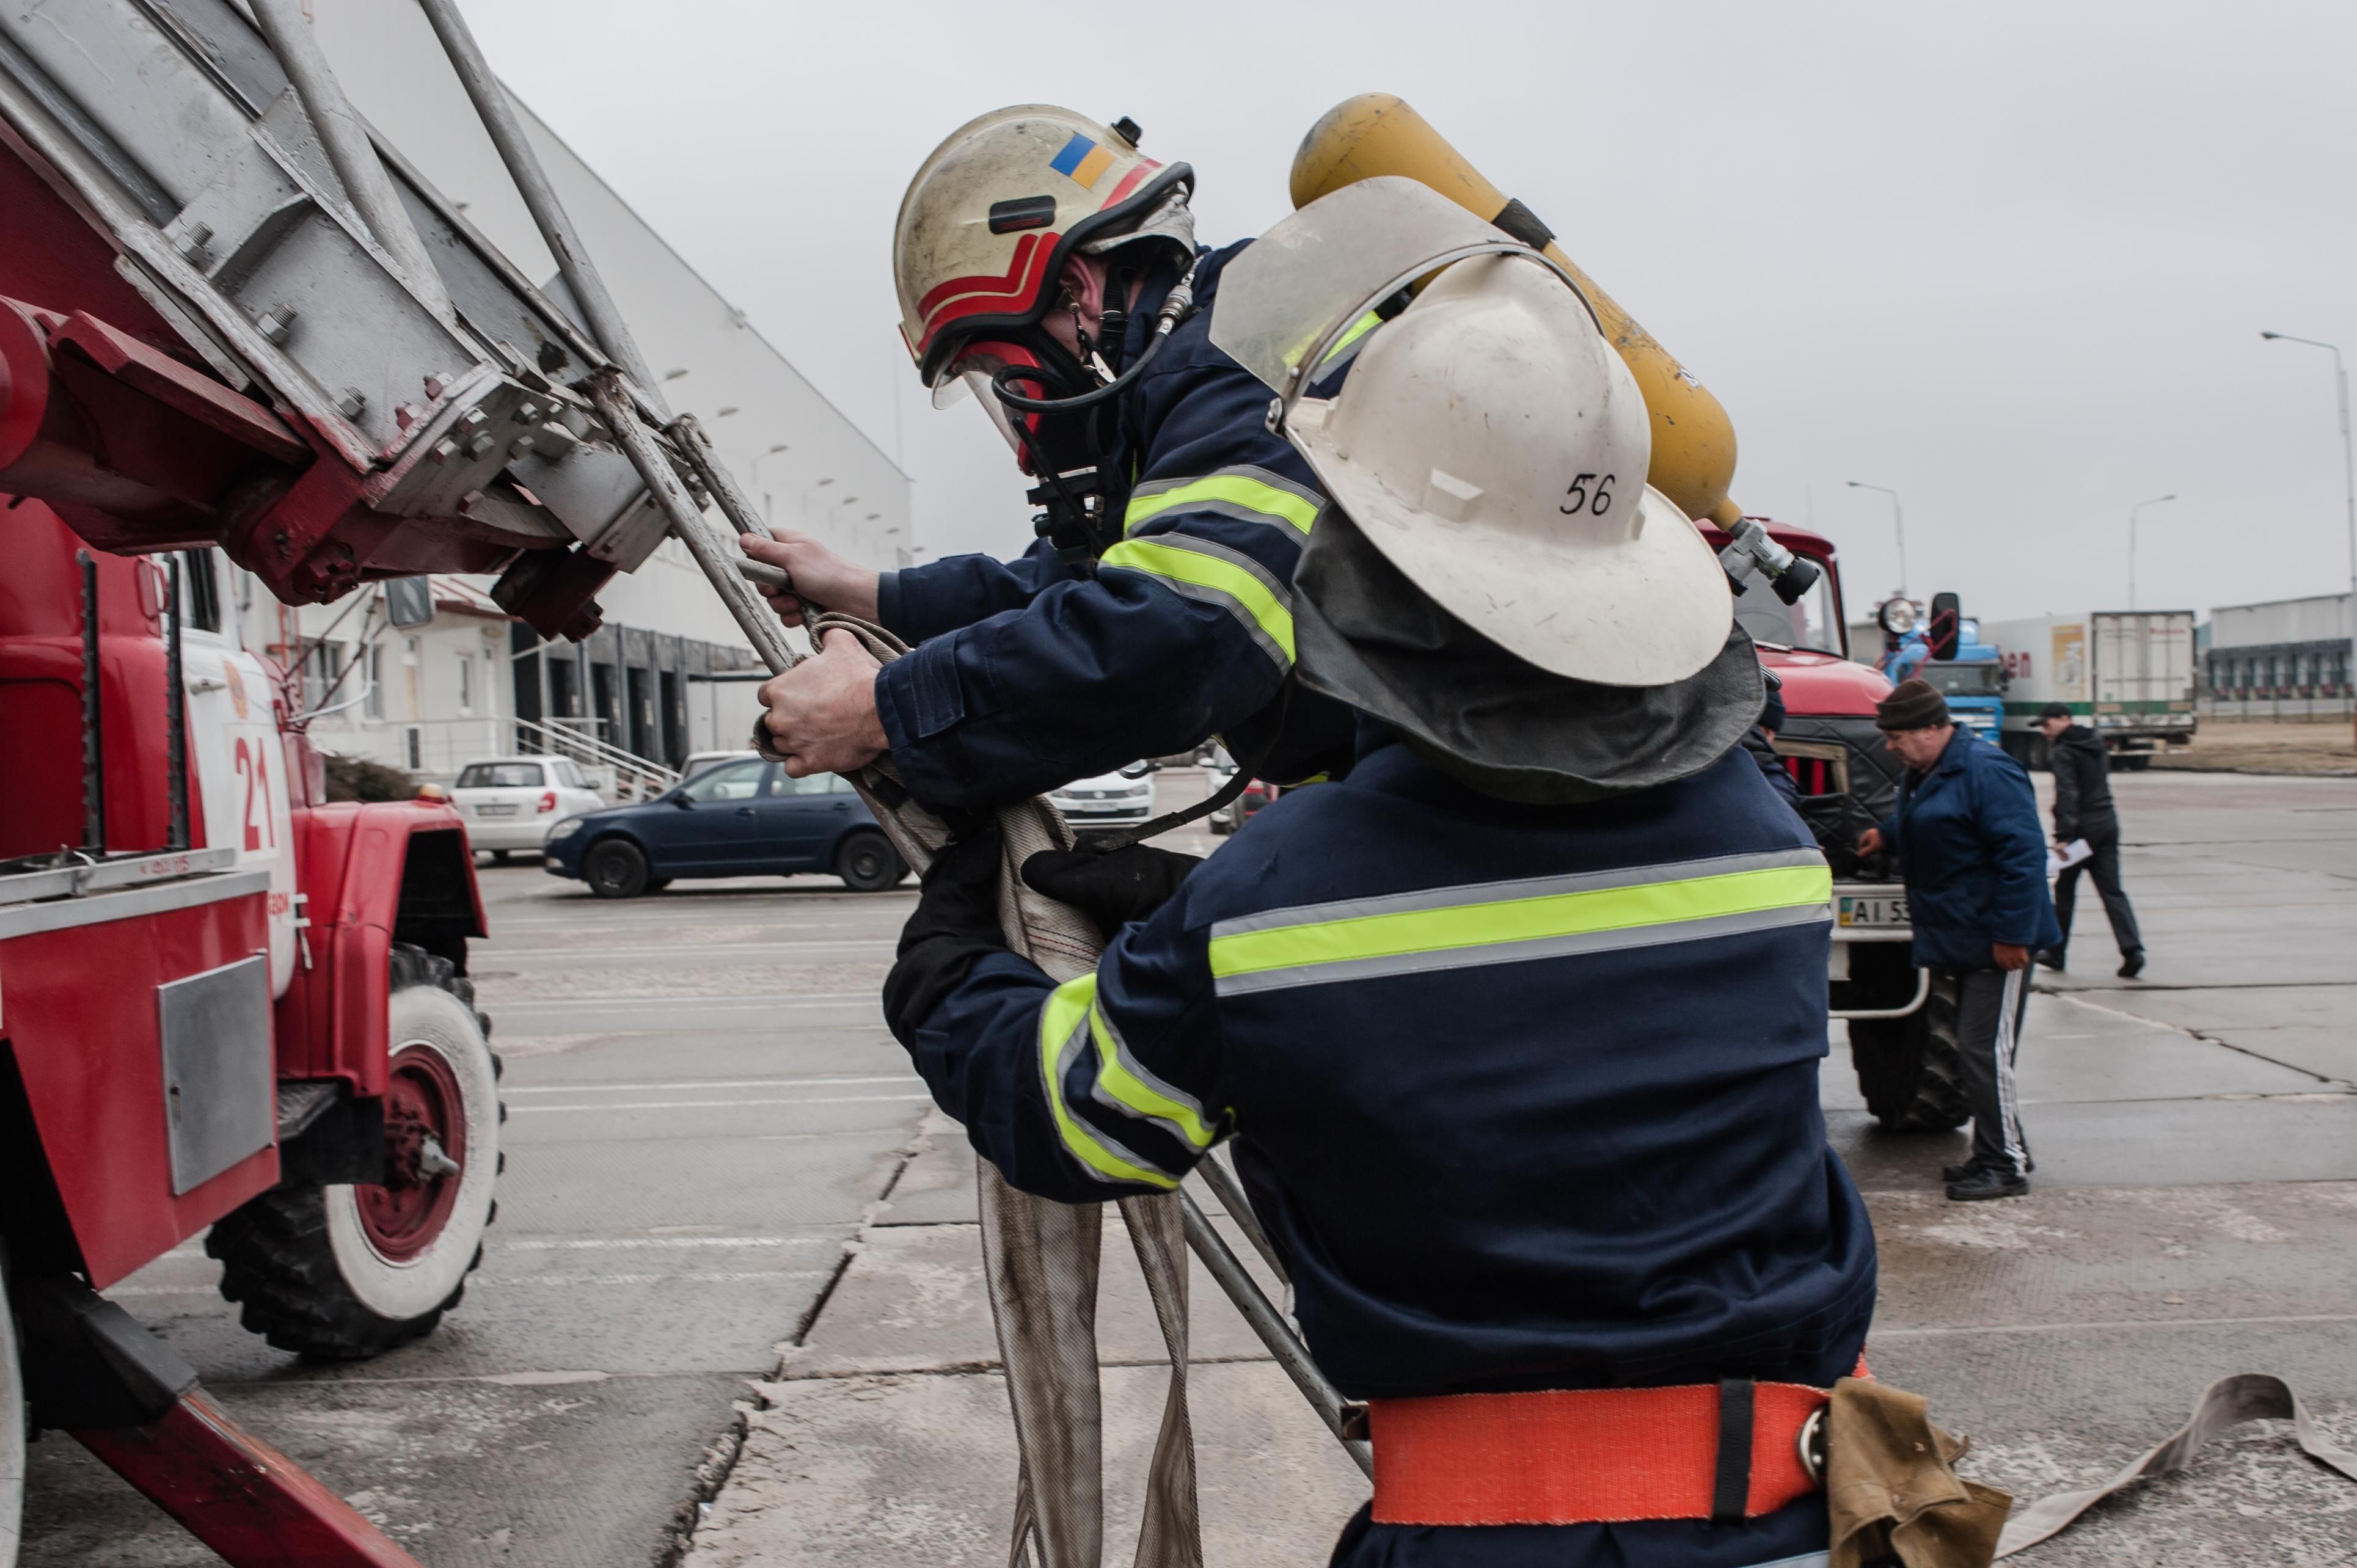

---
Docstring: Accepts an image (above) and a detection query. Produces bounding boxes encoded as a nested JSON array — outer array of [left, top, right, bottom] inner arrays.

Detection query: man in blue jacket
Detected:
[[746, 106, 1353, 811], [882, 224, 1881, 1566], [1857, 678, 2061, 1201]]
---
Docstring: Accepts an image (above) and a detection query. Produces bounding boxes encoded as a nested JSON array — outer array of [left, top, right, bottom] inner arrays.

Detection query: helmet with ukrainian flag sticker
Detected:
[[894, 106, 1193, 392]]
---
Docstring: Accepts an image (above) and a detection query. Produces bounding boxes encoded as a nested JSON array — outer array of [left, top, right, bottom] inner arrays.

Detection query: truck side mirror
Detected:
[[1927, 592, 1962, 662]]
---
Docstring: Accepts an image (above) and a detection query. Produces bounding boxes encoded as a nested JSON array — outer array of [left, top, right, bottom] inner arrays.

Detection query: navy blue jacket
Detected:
[[907, 734, 1877, 1568], [872, 242, 1356, 810], [1879, 729, 2061, 968]]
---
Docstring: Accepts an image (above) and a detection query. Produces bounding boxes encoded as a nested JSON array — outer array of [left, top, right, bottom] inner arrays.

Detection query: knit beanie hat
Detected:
[[1874, 677, 1950, 732]]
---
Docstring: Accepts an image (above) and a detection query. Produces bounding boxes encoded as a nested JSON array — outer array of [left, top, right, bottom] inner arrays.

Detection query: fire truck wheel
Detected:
[[208, 944, 500, 1360], [1848, 972, 1970, 1133], [584, 837, 649, 898], [1, 1250, 22, 1567]]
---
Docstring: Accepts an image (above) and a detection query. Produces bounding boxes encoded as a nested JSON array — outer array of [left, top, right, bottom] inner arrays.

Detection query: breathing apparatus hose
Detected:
[[989, 257, 1202, 415]]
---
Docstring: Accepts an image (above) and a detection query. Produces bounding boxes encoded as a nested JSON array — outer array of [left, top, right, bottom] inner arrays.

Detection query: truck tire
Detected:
[[834, 831, 905, 892], [1848, 971, 1970, 1132], [208, 944, 501, 1359], [1, 1249, 21, 1568]]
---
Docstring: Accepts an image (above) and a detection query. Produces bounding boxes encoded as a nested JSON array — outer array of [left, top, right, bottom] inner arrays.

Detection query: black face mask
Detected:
[[1005, 351, 1122, 567], [992, 254, 1189, 567]]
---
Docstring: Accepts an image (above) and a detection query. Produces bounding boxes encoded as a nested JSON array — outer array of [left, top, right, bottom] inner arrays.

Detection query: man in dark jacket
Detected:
[[1857, 679, 2061, 1200], [2037, 702, 2145, 978]]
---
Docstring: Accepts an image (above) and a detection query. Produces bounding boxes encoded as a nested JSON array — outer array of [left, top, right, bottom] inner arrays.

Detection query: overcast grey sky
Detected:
[[465, 0, 2356, 627]]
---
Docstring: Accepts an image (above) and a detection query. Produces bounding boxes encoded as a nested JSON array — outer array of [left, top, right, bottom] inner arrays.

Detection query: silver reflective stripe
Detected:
[[1043, 996, 1182, 1188], [1741, 1554, 1830, 1568], [1100, 533, 1295, 672], [1212, 849, 1829, 938], [1214, 903, 1831, 996], [1084, 1000, 1216, 1153], [1124, 464, 1325, 537], [1209, 848, 1832, 998]]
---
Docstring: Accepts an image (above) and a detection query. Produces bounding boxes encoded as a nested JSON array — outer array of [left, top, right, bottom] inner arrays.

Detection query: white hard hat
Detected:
[[1282, 252, 1731, 687]]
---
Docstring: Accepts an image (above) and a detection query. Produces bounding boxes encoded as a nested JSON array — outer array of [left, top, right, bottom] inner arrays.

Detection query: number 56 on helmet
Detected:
[[1211, 177, 1731, 689]]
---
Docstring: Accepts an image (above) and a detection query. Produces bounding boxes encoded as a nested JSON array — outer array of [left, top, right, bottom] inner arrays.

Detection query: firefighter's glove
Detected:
[[1022, 844, 1200, 939], [882, 823, 1007, 1048]]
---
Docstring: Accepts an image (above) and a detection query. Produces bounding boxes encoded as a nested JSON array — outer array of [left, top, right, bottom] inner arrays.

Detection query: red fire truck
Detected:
[[1706, 519, 1967, 1134], [0, 1, 682, 1559]]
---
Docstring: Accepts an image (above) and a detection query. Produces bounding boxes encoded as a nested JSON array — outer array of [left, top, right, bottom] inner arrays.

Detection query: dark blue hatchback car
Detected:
[[540, 756, 907, 897]]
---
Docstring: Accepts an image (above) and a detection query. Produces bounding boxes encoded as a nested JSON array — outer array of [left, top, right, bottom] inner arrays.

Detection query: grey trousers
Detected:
[[1948, 966, 2033, 1176]]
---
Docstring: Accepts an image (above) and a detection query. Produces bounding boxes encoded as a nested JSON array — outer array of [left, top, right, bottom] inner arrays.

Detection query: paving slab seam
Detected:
[[2055, 992, 2357, 1088], [657, 1120, 934, 1568]]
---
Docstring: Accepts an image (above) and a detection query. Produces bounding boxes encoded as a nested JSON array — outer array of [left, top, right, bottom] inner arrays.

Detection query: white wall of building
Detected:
[[2210, 593, 2352, 651]]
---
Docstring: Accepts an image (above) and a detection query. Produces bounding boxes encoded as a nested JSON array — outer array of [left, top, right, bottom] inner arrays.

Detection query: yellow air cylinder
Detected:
[[1291, 94, 1743, 528]]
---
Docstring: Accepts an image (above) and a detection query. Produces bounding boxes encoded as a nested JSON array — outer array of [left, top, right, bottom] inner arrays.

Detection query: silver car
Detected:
[[450, 756, 606, 860]]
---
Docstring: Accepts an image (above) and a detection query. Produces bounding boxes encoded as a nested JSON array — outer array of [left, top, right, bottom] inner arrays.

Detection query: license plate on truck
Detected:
[[1837, 894, 1908, 928]]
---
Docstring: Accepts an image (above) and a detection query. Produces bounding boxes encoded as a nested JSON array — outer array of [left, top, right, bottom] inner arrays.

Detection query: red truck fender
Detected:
[[273, 802, 486, 1093]]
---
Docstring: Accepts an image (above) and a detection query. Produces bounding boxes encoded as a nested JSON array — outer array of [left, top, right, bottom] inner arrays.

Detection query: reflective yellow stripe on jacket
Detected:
[[1207, 850, 1833, 996], [1124, 465, 1325, 538], [1097, 534, 1295, 671], [1037, 972, 1191, 1189]]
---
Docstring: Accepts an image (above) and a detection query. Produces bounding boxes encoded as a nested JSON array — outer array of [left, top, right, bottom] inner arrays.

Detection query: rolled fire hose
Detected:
[[761, 612, 1206, 1568]]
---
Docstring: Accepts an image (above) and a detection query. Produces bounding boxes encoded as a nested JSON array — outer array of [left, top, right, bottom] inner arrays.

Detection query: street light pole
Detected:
[[2127, 493, 2176, 610], [2260, 332, 2357, 745], [1846, 480, 1906, 597]]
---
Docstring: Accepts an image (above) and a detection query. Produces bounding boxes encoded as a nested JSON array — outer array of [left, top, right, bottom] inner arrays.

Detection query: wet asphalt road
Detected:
[[21, 767, 2357, 1565]]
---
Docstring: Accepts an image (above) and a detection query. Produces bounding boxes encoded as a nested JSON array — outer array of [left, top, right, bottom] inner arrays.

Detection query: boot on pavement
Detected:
[[1946, 1166, 2030, 1202], [2117, 949, 2146, 979], [2037, 949, 2067, 972], [1944, 1156, 2035, 1183]]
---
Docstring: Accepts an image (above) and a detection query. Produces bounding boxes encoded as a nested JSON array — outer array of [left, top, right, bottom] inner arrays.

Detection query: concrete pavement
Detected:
[[23, 766, 2357, 1564]]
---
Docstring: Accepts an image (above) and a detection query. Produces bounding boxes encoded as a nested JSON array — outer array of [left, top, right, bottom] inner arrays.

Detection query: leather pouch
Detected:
[[1824, 1377, 2012, 1568]]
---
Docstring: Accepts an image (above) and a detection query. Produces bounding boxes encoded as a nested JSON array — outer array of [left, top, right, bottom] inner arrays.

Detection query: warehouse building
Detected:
[[2202, 592, 2353, 720]]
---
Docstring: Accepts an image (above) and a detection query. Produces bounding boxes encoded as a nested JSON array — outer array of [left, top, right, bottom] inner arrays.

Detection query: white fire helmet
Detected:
[[1282, 252, 1731, 688], [893, 106, 1193, 395]]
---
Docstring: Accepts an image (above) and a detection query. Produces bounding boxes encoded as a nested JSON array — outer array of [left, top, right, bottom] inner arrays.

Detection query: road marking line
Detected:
[[486, 942, 896, 960], [509, 1093, 930, 1114], [503, 1235, 838, 1250], [489, 991, 882, 1007], [505, 1076, 918, 1095], [475, 1271, 831, 1287]]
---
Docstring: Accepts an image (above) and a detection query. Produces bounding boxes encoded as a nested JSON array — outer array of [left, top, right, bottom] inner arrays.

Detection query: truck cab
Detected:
[[1922, 619, 2006, 745], [1703, 520, 1967, 1134]]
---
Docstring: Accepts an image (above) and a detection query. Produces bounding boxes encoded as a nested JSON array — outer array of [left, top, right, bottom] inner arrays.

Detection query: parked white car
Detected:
[[1047, 763, 1158, 839], [450, 756, 607, 860], [680, 749, 758, 781]]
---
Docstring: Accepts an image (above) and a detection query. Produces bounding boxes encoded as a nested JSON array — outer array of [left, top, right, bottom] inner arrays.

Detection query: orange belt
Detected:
[[1368, 1378, 1829, 1527]]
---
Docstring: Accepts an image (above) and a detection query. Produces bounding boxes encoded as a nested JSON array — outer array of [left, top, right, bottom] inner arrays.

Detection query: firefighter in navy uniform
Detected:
[[879, 197, 1879, 1568], [748, 106, 1356, 809]]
